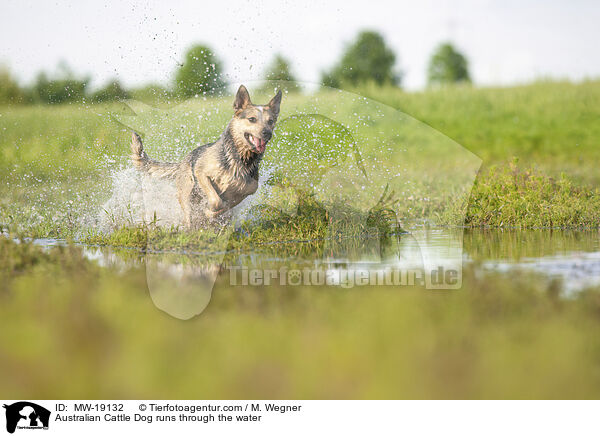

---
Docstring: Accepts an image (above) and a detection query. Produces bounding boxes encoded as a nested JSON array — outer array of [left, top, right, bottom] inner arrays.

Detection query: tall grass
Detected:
[[355, 80, 600, 184]]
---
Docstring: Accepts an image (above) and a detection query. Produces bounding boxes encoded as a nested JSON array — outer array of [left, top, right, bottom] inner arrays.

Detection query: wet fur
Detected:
[[130, 85, 282, 227]]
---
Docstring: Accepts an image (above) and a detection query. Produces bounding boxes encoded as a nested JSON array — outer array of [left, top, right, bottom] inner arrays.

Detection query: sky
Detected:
[[1, 0, 599, 91]]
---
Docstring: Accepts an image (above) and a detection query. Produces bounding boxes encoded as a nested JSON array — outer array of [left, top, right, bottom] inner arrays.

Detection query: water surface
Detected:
[[32, 228, 600, 318]]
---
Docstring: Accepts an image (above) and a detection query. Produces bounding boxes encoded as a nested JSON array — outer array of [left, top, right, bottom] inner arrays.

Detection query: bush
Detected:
[[129, 84, 174, 105], [260, 54, 301, 93]]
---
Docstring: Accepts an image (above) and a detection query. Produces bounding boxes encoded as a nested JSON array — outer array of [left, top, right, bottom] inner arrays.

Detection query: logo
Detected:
[[3, 402, 50, 434]]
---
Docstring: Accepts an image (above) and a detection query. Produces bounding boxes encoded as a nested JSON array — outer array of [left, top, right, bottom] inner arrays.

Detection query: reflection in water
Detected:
[[145, 259, 219, 320], [33, 229, 600, 319], [466, 229, 600, 294], [463, 229, 600, 294], [76, 229, 465, 319], [484, 252, 600, 294], [463, 229, 600, 260], [464, 229, 600, 294]]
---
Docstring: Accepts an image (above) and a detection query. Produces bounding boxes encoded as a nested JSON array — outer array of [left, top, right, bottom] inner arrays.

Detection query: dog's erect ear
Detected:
[[268, 90, 282, 116], [233, 85, 252, 111]]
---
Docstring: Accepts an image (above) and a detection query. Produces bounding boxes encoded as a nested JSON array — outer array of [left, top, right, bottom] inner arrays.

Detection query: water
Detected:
[[32, 228, 600, 319], [465, 229, 600, 293], [464, 229, 600, 293]]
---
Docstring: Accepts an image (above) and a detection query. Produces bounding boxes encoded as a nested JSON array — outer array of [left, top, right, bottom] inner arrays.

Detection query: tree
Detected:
[[427, 43, 471, 85], [30, 73, 89, 104], [91, 79, 129, 102], [261, 54, 300, 93], [321, 31, 400, 89], [29, 62, 90, 104], [175, 45, 225, 98], [0, 66, 24, 105]]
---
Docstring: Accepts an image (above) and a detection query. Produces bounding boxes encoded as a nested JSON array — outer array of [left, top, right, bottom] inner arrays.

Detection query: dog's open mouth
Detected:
[[244, 133, 267, 153]]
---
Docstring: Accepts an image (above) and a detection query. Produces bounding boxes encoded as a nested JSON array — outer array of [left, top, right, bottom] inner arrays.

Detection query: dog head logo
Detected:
[[3, 402, 50, 434]]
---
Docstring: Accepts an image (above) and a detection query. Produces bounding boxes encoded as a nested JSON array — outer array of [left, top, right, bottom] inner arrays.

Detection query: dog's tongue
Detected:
[[255, 136, 266, 152]]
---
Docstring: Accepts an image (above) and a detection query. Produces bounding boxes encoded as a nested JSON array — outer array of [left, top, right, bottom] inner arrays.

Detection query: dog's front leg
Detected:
[[197, 174, 227, 216]]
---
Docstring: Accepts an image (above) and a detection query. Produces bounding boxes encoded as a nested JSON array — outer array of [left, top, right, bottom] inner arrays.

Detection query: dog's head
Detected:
[[229, 85, 282, 155]]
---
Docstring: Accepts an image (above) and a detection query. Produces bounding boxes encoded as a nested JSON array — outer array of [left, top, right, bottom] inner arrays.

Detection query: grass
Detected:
[[355, 79, 600, 185], [83, 159, 600, 252], [2, 237, 600, 398], [1, 80, 599, 246], [466, 159, 600, 228], [82, 190, 400, 254]]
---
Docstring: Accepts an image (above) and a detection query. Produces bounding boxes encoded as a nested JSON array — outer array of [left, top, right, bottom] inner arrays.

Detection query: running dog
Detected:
[[130, 85, 282, 227]]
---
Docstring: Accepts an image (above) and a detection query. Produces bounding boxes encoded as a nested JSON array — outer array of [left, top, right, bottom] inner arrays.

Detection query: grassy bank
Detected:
[[466, 161, 600, 228], [2, 237, 600, 399]]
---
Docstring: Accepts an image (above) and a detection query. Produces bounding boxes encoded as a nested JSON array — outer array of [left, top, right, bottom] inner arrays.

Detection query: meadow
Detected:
[[1, 80, 599, 245], [358, 79, 600, 184], [1, 80, 600, 398]]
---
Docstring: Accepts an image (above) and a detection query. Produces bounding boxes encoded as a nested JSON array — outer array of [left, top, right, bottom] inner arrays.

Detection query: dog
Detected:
[[130, 85, 282, 227]]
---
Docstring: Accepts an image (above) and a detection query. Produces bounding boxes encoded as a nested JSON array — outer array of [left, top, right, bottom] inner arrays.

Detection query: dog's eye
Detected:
[[267, 119, 274, 125], [248, 117, 257, 123]]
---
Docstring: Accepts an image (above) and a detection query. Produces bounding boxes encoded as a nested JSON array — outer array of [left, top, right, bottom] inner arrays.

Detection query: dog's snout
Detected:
[[262, 128, 272, 141]]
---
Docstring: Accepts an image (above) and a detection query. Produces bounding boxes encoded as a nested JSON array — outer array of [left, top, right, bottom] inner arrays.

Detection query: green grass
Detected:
[[355, 80, 600, 185], [83, 161, 600, 252], [466, 160, 600, 228], [1, 80, 599, 245], [82, 190, 399, 254], [2, 236, 600, 399]]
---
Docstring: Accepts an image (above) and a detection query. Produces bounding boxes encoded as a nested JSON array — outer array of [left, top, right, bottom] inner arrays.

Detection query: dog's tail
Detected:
[[130, 132, 180, 179]]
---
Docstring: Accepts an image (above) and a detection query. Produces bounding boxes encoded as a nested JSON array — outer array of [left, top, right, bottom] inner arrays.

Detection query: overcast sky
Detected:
[[1, 0, 599, 90]]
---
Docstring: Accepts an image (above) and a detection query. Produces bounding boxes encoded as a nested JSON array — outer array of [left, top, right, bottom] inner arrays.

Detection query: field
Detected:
[[358, 80, 600, 184], [2, 80, 599, 243], [1, 80, 600, 399]]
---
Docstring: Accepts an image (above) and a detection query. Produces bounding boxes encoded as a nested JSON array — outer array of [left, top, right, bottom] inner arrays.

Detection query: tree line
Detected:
[[0, 31, 470, 105]]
